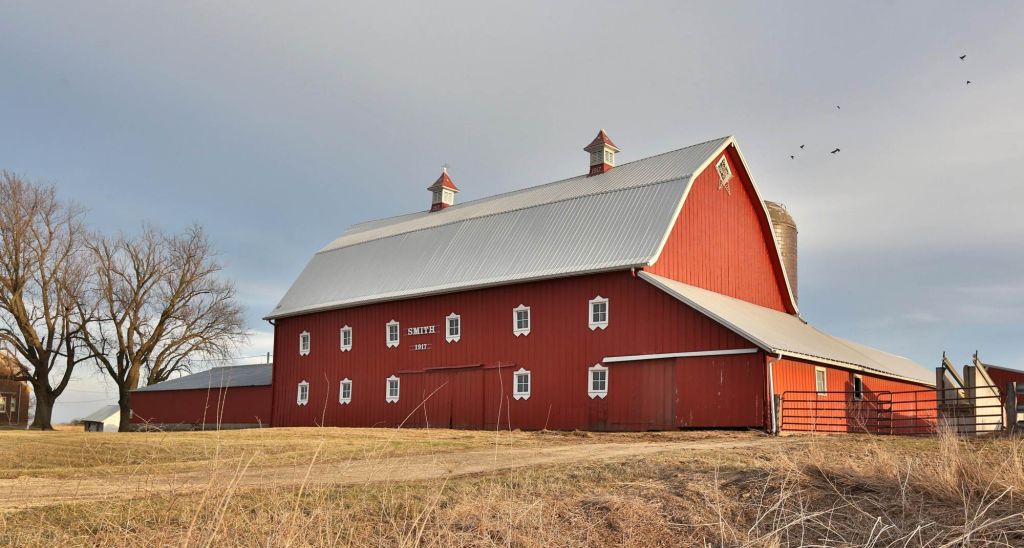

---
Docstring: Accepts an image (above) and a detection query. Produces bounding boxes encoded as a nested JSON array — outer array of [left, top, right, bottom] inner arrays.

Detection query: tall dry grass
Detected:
[[1, 428, 1022, 546]]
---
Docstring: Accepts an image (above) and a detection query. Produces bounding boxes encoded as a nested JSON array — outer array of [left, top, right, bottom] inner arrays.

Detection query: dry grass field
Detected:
[[0, 427, 1022, 547]]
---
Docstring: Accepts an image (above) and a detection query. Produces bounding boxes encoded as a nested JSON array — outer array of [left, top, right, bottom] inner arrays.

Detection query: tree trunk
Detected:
[[31, 389, 54, 431], [117, 385, 133, 432]]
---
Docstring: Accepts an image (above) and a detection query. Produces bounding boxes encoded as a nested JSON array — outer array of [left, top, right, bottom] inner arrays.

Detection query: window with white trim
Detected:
[[297, 380, 310, 406], [513, 368, 531, 400], [588, 364, 608, 399], [339, 378, 352, 404], [513, 304, 531, 337], [852, 374, 863, 401], [386, 320, 400, 348], [385, 375, 400, 403], [340, 325, 353, 352], [588, 296, 609, 330], [446, 313, 461, 343], [815, 367, 827, 396], [716, 156, 732, 184], [299, 331, 311, 356]]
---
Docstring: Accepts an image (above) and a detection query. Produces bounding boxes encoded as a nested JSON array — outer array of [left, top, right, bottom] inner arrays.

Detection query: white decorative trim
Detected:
[[603, 348, 759, 363], [385, 320, 400, 348], [512, 367, 531, 400], [297, 380, 310, 406], [513, 304, 531, 337], [299, 331, 311, 356], [340, 325, 353, 352], [339, 378, 352, 404], [588, 296, 609, 330], [588, 364, 608, 399], [385, 375, 400, 403], [445, 313, 461, 343]]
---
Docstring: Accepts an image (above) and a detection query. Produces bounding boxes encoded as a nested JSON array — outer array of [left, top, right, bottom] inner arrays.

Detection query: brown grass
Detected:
[[1, 428, 1022, 546]]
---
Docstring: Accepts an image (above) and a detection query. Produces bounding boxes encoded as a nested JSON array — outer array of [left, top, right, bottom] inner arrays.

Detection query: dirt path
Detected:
[[0, 437, 788, 512]]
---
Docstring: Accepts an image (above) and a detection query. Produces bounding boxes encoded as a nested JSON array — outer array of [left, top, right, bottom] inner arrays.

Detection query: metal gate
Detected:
[[780, 385, 1005, 435]]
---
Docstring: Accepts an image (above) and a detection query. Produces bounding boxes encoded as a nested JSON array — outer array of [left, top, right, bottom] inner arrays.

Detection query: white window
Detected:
[[604, 149, 614, 164], [588, 364, 608, 399], [340, 325, 353, 352], [715, 156, 732, 183], [297, 380, 310, 406], [588, 296, 609, 330], [513, 368, 531, 400], [339, 378, 352, 404], [446, 313, 461, 343], [513, 304, 531, 337], [815, 367, 827, 396], [299, 331, 311, 356], [853, 374, 864, 401], [386, 320, 400, 348], [385, 375, 400, 403], [0, 396, 6, 411]]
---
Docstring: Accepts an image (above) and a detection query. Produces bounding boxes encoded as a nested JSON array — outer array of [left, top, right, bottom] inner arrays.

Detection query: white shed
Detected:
[[81, 405, 121, 432]]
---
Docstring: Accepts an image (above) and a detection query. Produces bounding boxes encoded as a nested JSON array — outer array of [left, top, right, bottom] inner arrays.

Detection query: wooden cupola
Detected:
[[584, 129, 619, 176], [427, 166, 459, 212]]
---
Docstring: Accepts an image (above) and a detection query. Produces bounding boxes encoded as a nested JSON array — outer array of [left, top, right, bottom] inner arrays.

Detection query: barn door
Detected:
[[604, 359, 675, 430], [421, 373, 453, 428]]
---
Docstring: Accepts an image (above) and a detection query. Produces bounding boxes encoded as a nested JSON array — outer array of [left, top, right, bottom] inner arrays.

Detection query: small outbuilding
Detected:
[[81, 405, 121, 432], [130, 363, 272, 430], [0, 352, 31, 428]]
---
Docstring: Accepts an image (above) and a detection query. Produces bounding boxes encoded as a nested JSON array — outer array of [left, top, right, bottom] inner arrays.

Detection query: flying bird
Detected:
[[799, 145, 805, 149], [790, 155, 795, 160], [830, 148, 840, 154], [836, 105, 841, 110], [960, 54, 967, 60], [966, 80, 972, 85]]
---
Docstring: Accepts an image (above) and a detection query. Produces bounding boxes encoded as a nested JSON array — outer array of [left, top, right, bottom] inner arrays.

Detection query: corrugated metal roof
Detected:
[[640, 272, 934, 385], [133, 363, 273, 392], [268, 137, 732, 319], [81, 404, 120, 423]]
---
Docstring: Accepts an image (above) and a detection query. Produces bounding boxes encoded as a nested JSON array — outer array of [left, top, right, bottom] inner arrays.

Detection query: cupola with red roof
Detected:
[[584, 129, 619, 176], [427, 166, 459, 212]]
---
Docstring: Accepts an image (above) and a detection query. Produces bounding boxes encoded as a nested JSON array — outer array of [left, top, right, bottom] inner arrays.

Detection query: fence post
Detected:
[[964, 365, 978, 435], [1008, 382, 1018, 432]]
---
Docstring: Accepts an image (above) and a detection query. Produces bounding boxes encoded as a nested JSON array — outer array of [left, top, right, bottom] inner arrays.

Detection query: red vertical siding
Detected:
[[271, 270, 763, 431], [675, 353, 767, 428], [645, 146, 793, 313], [0, 379, 30, 427], [131, 386, 272, 427], [773, 356, 935, 433], [983, 365, 1024, 397]]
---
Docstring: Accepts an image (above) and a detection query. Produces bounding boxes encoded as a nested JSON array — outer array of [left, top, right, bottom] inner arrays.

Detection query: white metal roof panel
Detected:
[[81, 404, 120, 423], [132, 363, 273, 392], [640, 272, 933, 385], [268, 137, 733, 319]]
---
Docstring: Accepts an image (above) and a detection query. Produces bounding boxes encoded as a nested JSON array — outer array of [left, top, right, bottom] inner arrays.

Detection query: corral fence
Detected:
[[778, 385, 1009, 435]]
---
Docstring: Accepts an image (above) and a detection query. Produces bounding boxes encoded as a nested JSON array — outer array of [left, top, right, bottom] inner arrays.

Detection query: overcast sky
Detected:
[[2, 1, 1023, 422]]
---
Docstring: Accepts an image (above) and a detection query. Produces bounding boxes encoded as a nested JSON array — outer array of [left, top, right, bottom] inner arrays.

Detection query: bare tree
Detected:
[[81, 225, 246, 431], [0, 172, 94, 430]]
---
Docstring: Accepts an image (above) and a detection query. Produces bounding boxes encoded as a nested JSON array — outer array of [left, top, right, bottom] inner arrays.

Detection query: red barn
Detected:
[[266, 133, 933, 431], [0, 353, 30, 428], [130, 363, 272, 430]]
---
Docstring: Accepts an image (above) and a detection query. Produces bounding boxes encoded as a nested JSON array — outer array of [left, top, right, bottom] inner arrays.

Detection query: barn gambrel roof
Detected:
[[268, 136, 797, 319]]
